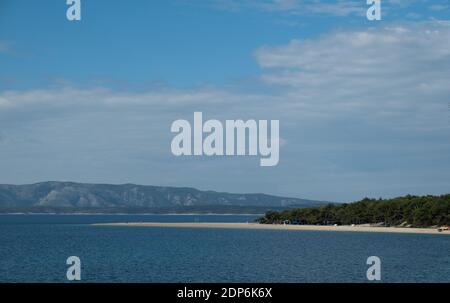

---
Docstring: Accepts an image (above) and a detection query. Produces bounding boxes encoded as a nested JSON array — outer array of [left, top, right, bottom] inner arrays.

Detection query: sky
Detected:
[[0, 0, 449, 202]]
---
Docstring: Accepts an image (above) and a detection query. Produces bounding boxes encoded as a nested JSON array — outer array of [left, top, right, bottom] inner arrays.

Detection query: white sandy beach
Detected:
[[93, 222, 450, 235]]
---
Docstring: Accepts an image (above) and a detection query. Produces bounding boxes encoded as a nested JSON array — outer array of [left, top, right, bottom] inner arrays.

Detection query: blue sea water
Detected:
[[0, 214, 449, 283]]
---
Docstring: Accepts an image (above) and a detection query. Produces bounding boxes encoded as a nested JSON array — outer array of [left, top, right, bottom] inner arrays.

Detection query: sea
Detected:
[[0, 214, 449, 283]]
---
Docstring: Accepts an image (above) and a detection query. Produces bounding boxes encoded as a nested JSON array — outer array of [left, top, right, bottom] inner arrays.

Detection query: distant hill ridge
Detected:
[[0, 182, 327, 211]]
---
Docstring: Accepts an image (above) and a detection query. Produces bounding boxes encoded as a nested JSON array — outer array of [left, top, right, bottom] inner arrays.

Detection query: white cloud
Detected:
[[430, 4, 450, 12], [210, 0, 436, 17], [254, 21, 450, 130], [2, 21, 449, 131], [212, 0, 365, 16], [1, 21, 450, 200], [2, 21, 450, 132], [0, 87, 264, 110]]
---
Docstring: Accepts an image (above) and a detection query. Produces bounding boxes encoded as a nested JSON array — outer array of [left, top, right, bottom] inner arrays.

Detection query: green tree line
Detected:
[[257, 194, 450, 227]]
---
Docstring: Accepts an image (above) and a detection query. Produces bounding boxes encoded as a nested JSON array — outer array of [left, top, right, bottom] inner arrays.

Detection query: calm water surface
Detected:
[[0, 214, 449, 282]]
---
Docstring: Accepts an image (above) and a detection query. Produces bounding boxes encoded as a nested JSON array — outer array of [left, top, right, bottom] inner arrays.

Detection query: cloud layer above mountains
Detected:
[[1, 21, 449, 201]]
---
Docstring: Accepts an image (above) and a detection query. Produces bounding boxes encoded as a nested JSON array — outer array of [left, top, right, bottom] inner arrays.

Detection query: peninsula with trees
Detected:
[[257, 194, 450, 228]]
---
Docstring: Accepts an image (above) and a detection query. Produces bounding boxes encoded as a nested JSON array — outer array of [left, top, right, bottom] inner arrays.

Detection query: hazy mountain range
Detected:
[[0, 182, 329, 214]]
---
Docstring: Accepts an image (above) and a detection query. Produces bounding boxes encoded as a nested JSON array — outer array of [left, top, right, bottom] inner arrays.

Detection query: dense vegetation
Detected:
[[257, 194, 450, 227]]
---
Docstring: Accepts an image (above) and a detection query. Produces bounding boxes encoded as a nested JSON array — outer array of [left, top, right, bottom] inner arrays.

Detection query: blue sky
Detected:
[[1, 0, 449, 202]]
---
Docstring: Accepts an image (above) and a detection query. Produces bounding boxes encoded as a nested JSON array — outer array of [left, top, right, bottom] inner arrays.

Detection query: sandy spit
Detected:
[[92, 222, 450, 235]]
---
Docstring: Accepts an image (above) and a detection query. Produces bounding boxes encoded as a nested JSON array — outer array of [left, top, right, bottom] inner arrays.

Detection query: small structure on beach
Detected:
[[437, 226, 449, 232]]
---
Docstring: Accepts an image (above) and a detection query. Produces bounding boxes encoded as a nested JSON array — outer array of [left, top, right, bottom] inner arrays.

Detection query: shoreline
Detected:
[[92, 222, 450, 235], [0, 213, 263, 216]]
